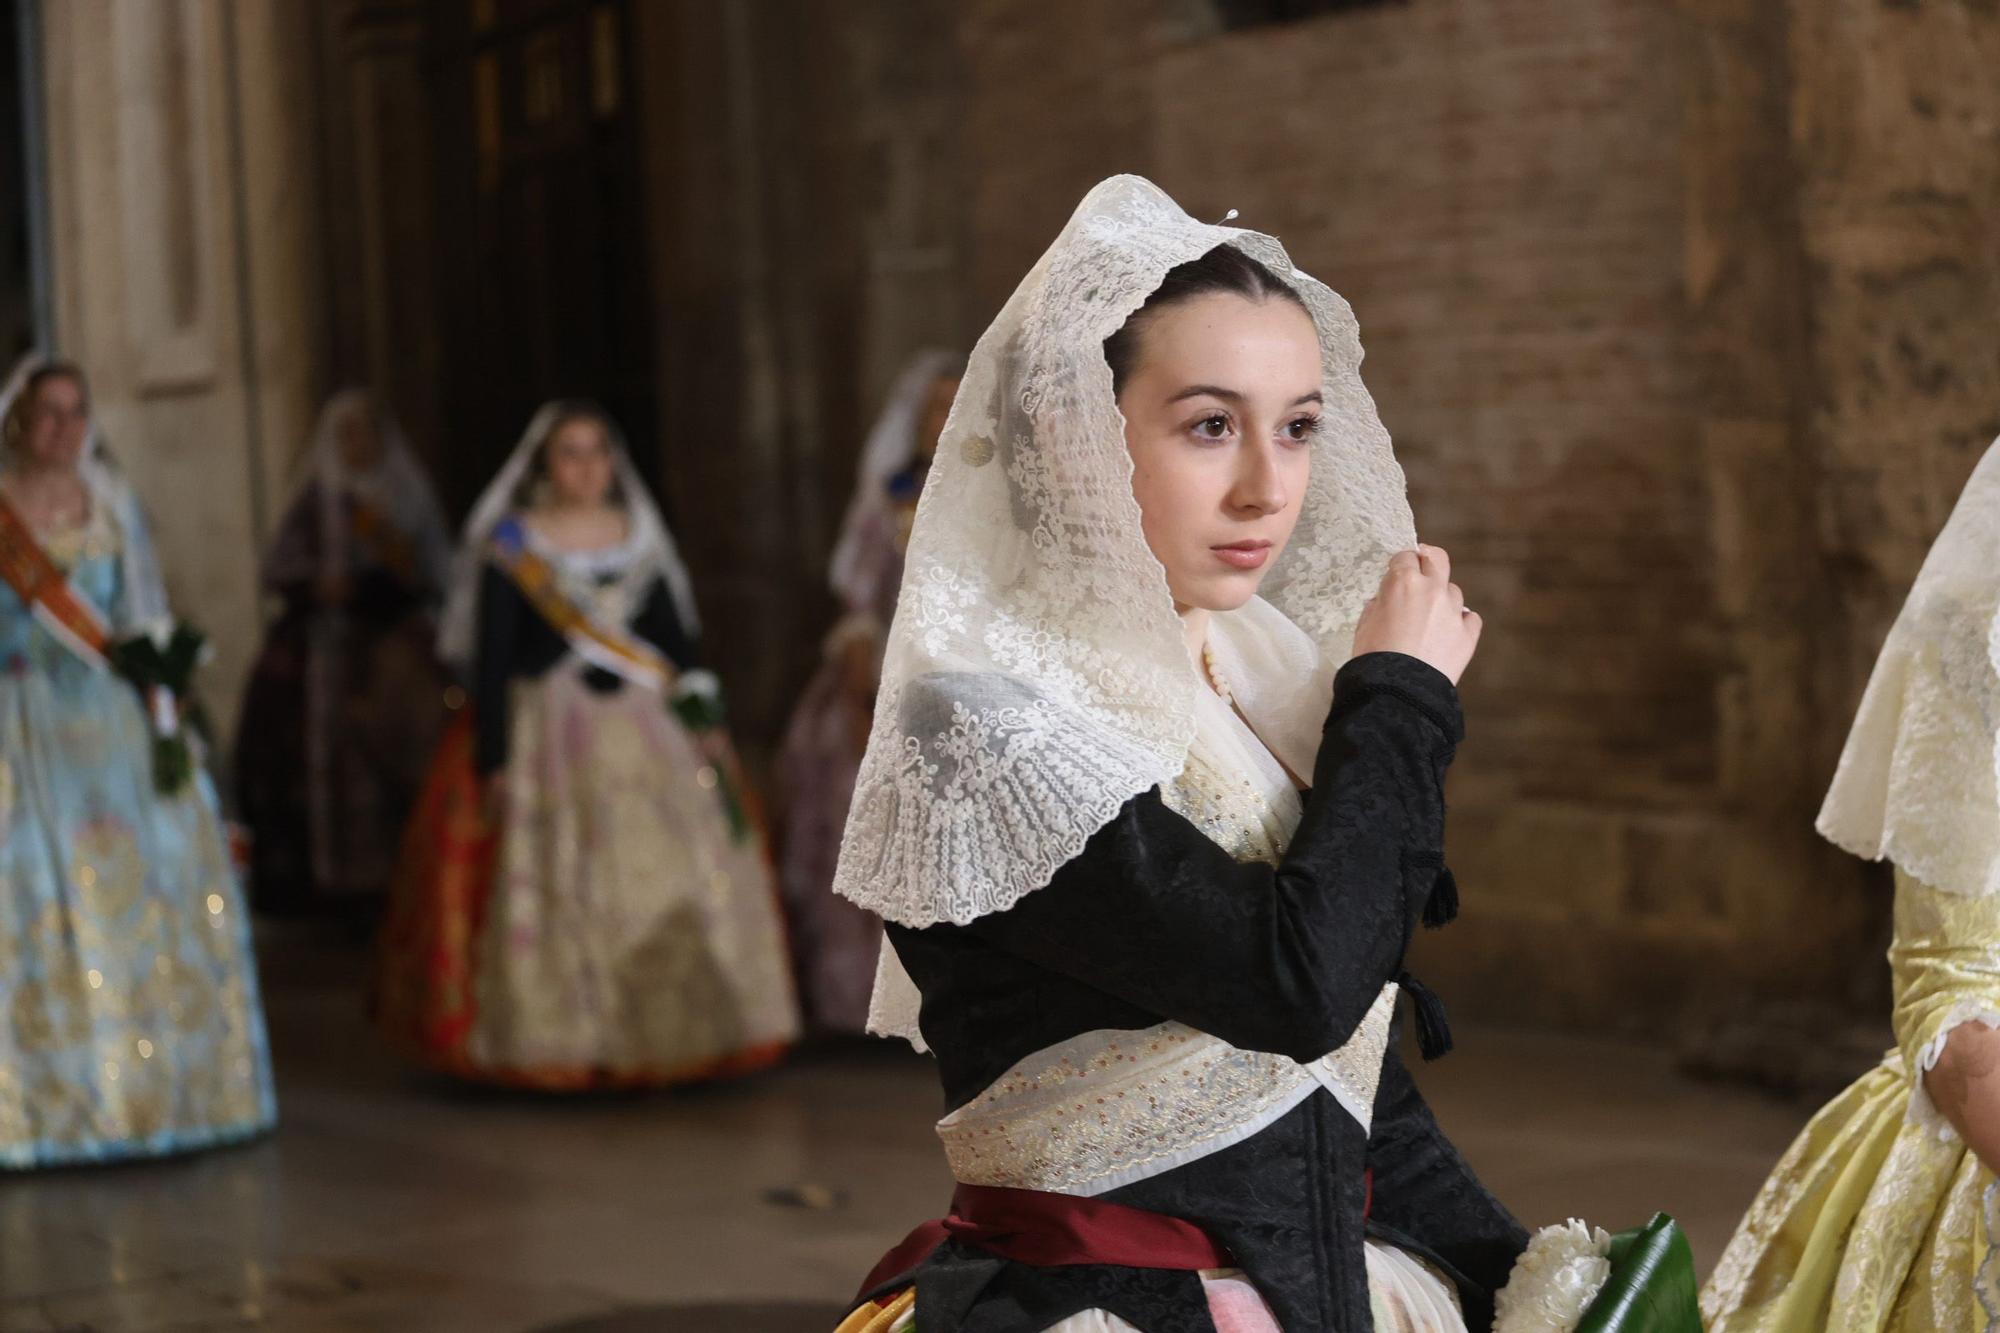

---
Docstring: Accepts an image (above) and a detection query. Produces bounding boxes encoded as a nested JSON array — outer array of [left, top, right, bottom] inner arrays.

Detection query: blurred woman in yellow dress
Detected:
[[1703, 435, 2000, 1329]]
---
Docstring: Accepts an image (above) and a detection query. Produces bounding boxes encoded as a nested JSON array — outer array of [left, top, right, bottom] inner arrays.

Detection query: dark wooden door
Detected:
[[0, 0, 42, 362], [426, 0, 655, 516]]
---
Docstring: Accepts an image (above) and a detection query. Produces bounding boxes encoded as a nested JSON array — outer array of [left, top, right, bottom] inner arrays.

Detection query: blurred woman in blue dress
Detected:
[[0, 357, 276, 1167]]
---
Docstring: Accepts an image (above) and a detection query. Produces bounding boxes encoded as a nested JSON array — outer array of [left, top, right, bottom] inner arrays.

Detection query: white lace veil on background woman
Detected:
[[265, 388, 452, 597], [435, 400, 701, 674], [1820, 434, 2000, 898], [827, 348, 961, 614], [0, 353, 173, 639], [832, 176, 1419, 1042]]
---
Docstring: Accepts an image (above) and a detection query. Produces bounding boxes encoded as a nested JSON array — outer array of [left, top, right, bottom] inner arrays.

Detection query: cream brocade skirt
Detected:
[[1701, 869, 2000, 1331], [466, 664, 798, 1077]]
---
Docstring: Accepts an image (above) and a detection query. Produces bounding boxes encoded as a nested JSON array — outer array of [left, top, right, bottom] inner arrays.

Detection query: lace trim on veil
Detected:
[[1819, 436, 2000, 897]]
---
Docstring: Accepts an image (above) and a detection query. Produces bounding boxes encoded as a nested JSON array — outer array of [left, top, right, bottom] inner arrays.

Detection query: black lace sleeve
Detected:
[[961, 651, 1461, 1063], [630, 575, 701, 671]]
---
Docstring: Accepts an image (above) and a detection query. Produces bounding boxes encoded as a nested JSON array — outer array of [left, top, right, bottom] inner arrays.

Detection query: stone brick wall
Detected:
[[39, 0, 324, 752], [1793, 0, 2000, 728]]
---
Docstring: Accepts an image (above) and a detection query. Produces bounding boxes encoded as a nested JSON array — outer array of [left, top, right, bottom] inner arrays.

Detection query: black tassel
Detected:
[[1399, 970, 1454, 1062], [1422, 866, 1459, 929]]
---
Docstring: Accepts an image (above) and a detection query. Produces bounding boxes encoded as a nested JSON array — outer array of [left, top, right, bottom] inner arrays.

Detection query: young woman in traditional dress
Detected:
[[0, 357, 276, 1167], [777, 350, 959, 1032], [832, 178, 1694, 1333], [373, 400, 798, 1088], [1703, 435, 2000, 1331], [236, 389, 454, 914]]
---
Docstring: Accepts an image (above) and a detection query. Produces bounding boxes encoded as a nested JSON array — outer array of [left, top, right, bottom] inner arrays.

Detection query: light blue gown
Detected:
[[0, 502, 276, 1167]]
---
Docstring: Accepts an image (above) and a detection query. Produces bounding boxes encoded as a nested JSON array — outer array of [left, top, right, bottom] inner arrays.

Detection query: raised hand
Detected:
[[1350, 544, 1481, 685]]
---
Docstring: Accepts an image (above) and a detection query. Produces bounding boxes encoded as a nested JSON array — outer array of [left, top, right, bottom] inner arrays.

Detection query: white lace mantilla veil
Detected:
[[278, 388, 453, 595], [831, 175, 1418, 1043], [1819, 434, 2000, 898], [435, 400, 701, 672], [0, 353, 173, 638], [828, 348, 960, 612]]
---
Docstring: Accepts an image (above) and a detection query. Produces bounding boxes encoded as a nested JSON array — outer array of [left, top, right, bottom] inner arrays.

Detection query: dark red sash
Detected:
[[860, 1170, 1375, 1301], [858, 1183, 1233, 1299]]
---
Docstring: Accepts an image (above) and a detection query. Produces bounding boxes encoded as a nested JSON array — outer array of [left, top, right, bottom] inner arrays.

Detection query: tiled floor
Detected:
[[0, 926, 1834, 1331]]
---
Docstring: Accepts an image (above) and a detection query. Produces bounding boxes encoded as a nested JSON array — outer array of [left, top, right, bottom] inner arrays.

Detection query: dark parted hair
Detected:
[[1101, 244, 1310, 397]]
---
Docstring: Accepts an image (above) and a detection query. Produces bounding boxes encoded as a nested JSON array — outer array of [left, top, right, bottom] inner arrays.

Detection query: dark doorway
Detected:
[[0, 0, 45, 362], [425, 0, 655, 516]]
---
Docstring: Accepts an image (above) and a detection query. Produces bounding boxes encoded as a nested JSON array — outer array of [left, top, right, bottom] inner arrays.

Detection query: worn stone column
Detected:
[[38, 0, 322, 751]]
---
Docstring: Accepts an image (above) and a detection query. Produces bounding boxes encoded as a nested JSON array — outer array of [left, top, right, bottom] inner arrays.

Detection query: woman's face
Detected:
[[916, 375, 959, 464], [15, 374, 89, 473], [543, 415, 615, 507], [1117, 292, 1321, 613], [335, 403, 385, 471]]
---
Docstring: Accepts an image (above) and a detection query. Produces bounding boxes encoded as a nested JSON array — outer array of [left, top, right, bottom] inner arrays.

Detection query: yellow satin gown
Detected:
[[1702, 869, 2000, 1330]]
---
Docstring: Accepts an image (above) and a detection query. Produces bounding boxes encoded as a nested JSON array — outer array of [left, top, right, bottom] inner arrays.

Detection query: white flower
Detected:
[[1493, 1219, 1614, 1333]]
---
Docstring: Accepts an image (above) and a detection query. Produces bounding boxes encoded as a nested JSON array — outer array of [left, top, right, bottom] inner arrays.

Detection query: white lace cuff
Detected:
[[1492, 1220, 1613, 1333], [1909, 1004, 2000, 1142]]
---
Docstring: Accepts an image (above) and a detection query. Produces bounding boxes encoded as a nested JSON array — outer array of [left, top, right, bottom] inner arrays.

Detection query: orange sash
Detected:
[[0, 491, 111, 669]]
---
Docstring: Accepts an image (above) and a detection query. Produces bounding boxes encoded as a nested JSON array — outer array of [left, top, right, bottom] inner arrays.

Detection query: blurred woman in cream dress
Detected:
[[373, 401, 797, 1088]]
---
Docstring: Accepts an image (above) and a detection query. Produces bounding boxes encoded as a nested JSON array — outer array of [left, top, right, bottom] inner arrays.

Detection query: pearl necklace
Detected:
[[1200, 639, 1234, 709]]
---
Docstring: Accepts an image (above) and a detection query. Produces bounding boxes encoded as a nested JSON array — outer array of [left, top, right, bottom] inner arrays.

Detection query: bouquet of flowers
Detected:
[[1495, 1214, 1700, 1333], [109, 622, 207, 795]]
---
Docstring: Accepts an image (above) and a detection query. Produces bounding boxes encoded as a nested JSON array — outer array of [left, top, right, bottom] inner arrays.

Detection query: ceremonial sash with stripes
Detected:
[[489, 520, 677, 692], [0, 491, 112, 670]]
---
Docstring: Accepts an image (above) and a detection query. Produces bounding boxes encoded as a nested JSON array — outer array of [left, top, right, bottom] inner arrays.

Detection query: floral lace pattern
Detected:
[[1819, 434, 2000, 899]]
